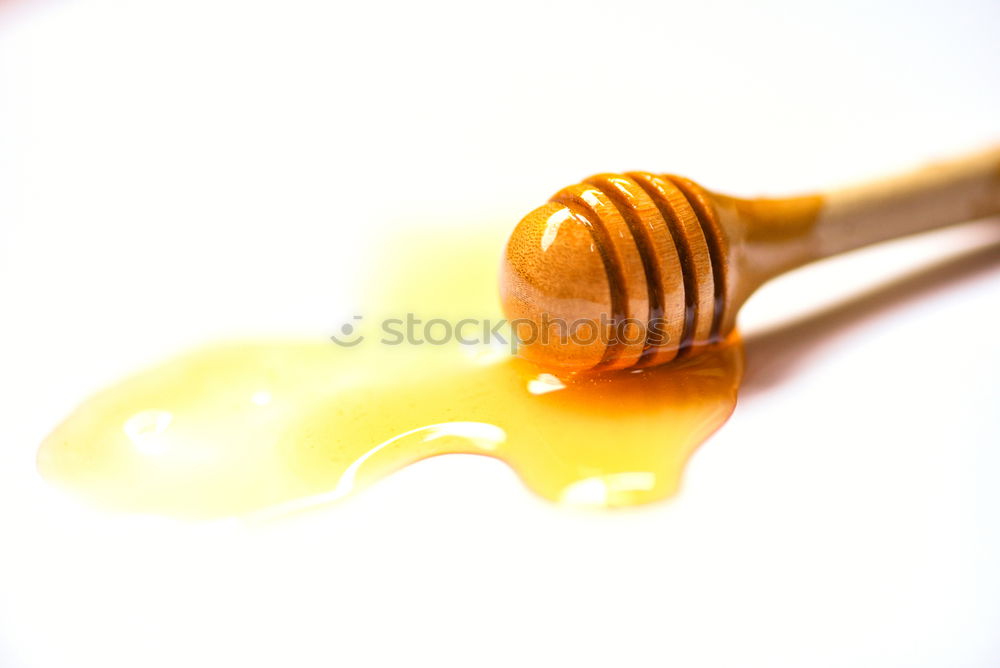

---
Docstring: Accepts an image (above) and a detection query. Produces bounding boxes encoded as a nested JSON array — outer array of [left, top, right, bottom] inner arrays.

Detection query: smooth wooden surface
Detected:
[[501, 148, 1000, 372]]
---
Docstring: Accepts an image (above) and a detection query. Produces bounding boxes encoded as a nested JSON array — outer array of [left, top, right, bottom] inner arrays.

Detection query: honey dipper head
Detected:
[[500, 173, 725, 372]]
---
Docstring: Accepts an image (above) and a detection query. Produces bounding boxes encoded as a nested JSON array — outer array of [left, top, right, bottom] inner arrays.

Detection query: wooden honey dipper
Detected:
[[500, 148, 1000, 372]]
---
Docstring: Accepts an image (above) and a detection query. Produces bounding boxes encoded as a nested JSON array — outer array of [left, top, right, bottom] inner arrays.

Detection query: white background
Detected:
[[1, 0, 999, 666]]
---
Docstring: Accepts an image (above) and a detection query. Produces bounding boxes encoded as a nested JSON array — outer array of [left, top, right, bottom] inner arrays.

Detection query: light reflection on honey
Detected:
[[36, 227, 743, 518]]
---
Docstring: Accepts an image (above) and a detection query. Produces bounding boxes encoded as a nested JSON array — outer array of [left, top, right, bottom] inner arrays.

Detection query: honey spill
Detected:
[[37, 226, 743, 518]]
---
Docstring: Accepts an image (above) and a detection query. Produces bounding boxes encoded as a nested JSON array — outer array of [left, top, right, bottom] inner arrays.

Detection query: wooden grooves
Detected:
[[550, 184, 647, 370], [582, 174, 684, 367], [627, 172, 716, 356], [551, 173, 724, 364], [663, 174, 727, 342]]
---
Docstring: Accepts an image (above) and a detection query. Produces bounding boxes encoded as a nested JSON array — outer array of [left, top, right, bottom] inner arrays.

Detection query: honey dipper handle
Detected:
[[724, 147, 1000, 316], [812, 147, 1000, 258]]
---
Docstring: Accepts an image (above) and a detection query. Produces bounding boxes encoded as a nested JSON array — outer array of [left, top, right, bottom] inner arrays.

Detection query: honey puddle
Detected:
[[37, 227, 743, 518]]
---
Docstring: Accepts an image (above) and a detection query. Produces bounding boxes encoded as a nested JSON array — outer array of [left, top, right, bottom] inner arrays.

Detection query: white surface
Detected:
[[1, 1, 999, 666]]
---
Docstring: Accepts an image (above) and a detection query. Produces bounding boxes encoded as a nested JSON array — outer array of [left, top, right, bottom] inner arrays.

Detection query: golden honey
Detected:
[[37, 226, 743, 518]]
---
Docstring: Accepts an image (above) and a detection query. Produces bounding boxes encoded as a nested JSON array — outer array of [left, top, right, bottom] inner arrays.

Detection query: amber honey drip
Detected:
[[37, 227, 744, 518]]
